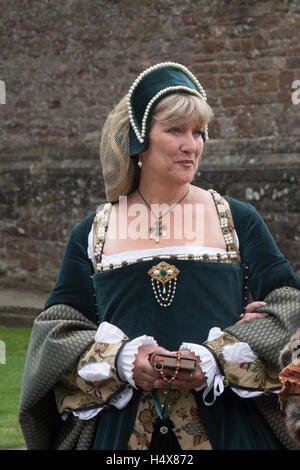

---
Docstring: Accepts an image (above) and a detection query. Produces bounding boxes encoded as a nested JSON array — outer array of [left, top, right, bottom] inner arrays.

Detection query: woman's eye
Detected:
[[194, 130, 203, 137], [169, 127, 181, 134]]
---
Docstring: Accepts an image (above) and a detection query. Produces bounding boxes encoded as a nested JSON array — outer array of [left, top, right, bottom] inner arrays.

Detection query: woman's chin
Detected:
[[154, 166, 196, 187], [174, 168, 197, 185]]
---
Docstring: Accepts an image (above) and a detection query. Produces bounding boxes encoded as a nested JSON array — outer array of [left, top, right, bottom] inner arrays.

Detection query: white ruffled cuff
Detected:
[[179, 342, 222, 406], [117, 335, 158, 389], [78, 321, 126, 383]]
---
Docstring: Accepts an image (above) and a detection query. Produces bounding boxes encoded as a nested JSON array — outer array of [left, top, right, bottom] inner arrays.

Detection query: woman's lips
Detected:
[[176, 160, 194, 167]]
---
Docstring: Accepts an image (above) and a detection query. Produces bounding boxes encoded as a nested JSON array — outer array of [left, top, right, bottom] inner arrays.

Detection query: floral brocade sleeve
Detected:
[[203, 330, 281, 396], [53, 323, 132, 417]]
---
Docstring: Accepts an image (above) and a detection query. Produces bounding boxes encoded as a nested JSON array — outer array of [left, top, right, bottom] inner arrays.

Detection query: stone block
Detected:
[[251, 72, 278, 93]]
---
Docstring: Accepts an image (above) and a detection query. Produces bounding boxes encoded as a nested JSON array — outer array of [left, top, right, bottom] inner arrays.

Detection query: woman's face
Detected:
[[140, 109, 204, 186]]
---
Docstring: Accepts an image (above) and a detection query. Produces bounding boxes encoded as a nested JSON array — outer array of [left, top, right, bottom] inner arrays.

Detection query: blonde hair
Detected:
[[153, 93, 214, 130], [99, 93, 213, 202], [99, 95, 138, 202]]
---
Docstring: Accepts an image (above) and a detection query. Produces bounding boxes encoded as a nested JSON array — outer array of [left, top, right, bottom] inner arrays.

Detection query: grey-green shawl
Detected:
[[226, 286, 300, 450], [18, 304, 98, 450]]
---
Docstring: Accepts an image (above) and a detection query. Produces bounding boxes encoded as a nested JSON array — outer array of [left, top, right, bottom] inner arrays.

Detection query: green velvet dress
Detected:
[[45, 194, 300, 450]]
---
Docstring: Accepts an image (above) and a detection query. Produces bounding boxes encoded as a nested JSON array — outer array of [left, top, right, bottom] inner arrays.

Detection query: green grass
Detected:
[[0, 326, 32, 449]]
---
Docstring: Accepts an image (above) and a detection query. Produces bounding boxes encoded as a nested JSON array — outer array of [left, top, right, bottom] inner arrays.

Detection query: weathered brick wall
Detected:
[[0, 0, 299, 292]]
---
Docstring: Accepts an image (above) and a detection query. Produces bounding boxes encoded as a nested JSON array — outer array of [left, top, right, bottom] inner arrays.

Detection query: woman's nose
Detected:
[[180, 133, 198, 153]]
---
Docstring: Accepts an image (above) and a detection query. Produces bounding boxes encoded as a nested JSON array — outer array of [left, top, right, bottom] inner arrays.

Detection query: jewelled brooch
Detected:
[[148, 261, 180, 307]]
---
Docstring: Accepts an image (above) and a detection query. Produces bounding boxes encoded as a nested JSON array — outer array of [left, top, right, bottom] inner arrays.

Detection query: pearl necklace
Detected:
[[138, 186, 190, 243]]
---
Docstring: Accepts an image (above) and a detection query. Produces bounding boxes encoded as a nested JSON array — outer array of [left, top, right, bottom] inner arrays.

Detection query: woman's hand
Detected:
[[132, 345, 171, 391], [153, 349, 206, 390], [236, 301, 267, 325]]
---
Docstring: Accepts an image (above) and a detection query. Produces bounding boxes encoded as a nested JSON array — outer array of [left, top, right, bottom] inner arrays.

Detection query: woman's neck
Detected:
[[137, 180, 190, 207]]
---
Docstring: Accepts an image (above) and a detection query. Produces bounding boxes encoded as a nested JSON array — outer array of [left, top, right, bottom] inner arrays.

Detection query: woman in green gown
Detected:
[[19, 62, 300, 450]]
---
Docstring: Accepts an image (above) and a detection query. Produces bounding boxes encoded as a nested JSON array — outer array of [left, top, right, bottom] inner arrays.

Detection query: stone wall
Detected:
[[0, 0, 299, 292]]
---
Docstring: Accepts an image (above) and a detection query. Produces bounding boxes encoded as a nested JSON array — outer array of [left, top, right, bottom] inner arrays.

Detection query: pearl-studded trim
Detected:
[[127, 62, 209, 145], [94, 203, 112, 263], [96, 251, 237, 272], [208, 189, 240, 258]]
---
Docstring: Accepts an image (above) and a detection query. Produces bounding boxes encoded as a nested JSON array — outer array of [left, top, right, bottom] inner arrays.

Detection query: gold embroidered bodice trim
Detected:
[[93, 190, 241, 273]]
